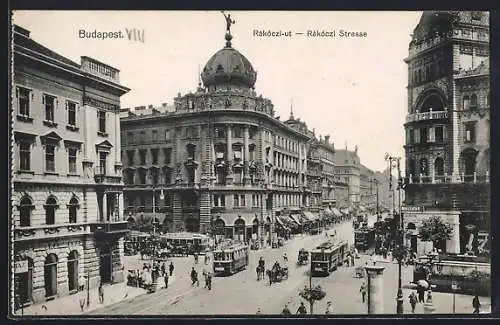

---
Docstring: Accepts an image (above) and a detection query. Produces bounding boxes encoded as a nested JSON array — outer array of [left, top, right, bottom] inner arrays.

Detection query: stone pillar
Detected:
[[244, 126, 250, 184], [118, 193, 124, 221], [451, 79, 461, 182], [226, 124, 233, 184], [446, 213, 461, 254], [364, 265, 385, 314], [102, 192, 107, 222]]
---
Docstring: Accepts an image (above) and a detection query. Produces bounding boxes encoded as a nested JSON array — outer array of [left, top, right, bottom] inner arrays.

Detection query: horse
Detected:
[[256, 265, 265, 281]]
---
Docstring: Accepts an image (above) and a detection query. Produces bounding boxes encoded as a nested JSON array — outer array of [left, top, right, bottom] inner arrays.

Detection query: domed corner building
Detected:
[[403, 11, 490, 256], [120, 26, 314, 246]]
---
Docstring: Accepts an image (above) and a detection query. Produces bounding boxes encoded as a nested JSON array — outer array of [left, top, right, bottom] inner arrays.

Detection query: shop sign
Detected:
[[14, 260, 28, 274], [401, 206, 424, 212]]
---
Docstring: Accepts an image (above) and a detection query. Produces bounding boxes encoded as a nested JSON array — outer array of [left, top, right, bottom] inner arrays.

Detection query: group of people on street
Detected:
[[190, 267, 213, 290], [280, 301, 333, 315]]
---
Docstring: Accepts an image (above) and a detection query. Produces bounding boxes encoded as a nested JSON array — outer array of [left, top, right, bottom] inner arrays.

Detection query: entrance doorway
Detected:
[[67, 251, 79, 293], [44, 254, 58, 298], [17, 258, 33, 305], [99, 246, 112, 284]]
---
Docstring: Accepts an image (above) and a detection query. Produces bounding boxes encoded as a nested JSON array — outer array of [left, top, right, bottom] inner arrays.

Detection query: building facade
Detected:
[[403, 11, 490, 255], [333, 147, 361, 205], [120, 31, 311, 246], [11, 25, 130, 306]]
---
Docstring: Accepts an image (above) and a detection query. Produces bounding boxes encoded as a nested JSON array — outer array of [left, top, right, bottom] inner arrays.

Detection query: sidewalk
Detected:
[[16, 275, 177, 316]]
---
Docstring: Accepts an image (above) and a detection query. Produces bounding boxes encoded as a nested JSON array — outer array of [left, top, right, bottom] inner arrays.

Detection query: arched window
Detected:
[[68, 197, 79, 223], [44, 253, 58, 297], [463, 95, 470, 110], [19, 196, 33, 227], [419, 158, 429, 176], [44, 197, 58, 225], [470, 94, 478, 108], [213, 218, 225, 235], [67, 250, 79, 292], [186, 144, 196, 159]]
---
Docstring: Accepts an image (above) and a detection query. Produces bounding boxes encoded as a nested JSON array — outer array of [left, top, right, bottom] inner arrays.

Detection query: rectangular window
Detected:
[[68, 148, 77, 174], [128, 132, 134, 144], [98, 110, 106, 133], [165, 129, 171, 140], [420, 128, 428, 143], [233, 194, 239, 207], [164, 148, 172, 164], [139, 149, 147, 165], [44, 95, 56, 122], [240, 195, 246, 206], [152, 130, 158, 143], [140, 131, 145, 144], [17, 87, 31, 116], [45, 145, 55, 172], [67, 101, 77, 126], [409, 129, 414, 144], [19, 142, 31, 171], [465, 122, 476, 142], [99, 152, 107, 174], [151, 148, 159, 165], [127, 150, 135, 165], [435, 126, 444, 143]]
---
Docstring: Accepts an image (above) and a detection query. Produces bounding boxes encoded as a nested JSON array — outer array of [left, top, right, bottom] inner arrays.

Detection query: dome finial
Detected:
[[221, 11, 236, 47], [290, 97, 294, 119]]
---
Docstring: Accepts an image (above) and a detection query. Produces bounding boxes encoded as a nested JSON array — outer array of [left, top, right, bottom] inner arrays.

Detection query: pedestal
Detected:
[[364, 265, 385, 314]]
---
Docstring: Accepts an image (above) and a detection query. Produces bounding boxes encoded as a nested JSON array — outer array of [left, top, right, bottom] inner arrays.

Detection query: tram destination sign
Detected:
[[14, 260, 28, 274], [401, 206, 425, 212]]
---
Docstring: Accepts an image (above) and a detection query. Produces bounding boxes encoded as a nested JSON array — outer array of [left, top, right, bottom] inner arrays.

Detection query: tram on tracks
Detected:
[[212, 243, 249, 276], [354, 227, 375, 251], [310, 240, 349, 276]]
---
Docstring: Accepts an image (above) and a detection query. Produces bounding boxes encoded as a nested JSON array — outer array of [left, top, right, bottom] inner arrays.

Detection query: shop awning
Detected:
[[359, 205, 367, 212], [302, 211, 319, 222], [289, 214, 302, 225], [332, 208, 342, 217]]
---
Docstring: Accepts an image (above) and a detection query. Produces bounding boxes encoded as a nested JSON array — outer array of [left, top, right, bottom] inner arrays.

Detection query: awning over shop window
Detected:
[[302, 211, 319, 222], [332, 208, 342, 217], [289, 214, 302, 225]]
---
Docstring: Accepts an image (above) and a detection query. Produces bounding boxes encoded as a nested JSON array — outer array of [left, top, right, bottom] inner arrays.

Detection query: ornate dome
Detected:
[[201, 39, 257, 89]]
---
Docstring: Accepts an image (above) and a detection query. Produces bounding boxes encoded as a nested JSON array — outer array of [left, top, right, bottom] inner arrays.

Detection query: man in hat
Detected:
[[281, 304, 292, 315], [296, 302, 307, 315]]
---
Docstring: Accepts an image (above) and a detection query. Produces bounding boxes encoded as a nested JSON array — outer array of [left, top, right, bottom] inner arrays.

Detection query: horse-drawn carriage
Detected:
[[297, 249, 309, 266], [266, 263, 289, 284]]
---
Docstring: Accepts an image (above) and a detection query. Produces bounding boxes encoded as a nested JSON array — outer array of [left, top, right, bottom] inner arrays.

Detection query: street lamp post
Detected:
[[86, 271, 90, 308], [385, 153, 404, 315]]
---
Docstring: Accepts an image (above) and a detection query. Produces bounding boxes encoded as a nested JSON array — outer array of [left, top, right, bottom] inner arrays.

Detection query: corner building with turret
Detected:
[[121, 32, 313, 246], [403, 11, 490, 255]]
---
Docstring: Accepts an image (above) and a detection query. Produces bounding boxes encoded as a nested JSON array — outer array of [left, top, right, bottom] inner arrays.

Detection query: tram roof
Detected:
[[311, 239, 348, 251]]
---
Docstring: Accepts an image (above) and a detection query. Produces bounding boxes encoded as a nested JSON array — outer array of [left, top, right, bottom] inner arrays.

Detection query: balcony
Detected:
[[408, 172, 489, 185], [406, 110, 449, 123], [14, 223, 88, 242], [89, 220, 129, 236], [94, 166, 122, 184]]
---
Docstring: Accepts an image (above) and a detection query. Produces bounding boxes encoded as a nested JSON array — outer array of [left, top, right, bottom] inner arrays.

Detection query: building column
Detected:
[[118, 192, 124, 221], [114, 113, 122, 173], [199, 190, 211, 234], [244, 126, 250, 184], [364, 265, 386, 314], [451, 79, 461, 182], [226, 124, 233, 184], [446, 213, 461, 254], [102, 192, 107, 222]]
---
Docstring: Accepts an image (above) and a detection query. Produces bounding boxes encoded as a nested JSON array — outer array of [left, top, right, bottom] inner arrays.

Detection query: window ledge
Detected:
[[98, 131, 108, 137], [16, 115, 33, 123], [44, 171, 59, 176], [17, 170, 35, 175], [67, 173, 80, 177], [43, 120, 58, 127], [66, 125, 80, 132]]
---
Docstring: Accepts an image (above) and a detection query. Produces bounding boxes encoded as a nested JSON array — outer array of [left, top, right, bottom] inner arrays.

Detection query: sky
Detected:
[[13, 10, 423, 172]]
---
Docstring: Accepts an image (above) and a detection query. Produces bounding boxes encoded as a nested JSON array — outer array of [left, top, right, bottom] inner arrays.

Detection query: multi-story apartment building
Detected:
[[360, 164, 377, 212], [333, 146, 361, 205], [120, 31, 311, 246], [11, 25, 130, 306], [403, 11, 490, 255]]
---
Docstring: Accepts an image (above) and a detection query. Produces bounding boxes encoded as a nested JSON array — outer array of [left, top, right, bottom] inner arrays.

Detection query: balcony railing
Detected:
[[94, 166, 122, 184], [89, 220, 129, 235], [408, 171, 489, 185], [406, 110, 449, 123], [14, 223, 88, 241]]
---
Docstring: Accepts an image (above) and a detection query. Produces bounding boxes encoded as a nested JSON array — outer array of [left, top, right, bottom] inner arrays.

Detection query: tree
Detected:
[[299, 284, 326, 314], [418, 216, 453, 251]]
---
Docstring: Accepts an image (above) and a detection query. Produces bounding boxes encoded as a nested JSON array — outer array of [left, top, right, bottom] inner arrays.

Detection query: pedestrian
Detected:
[[98, 283, 104, 304], [359, 281, 367, 303], [351, 254, 355, 267], [79, 297, 86, 312], [417, 286, 425, 303], [204, 254, 209, 265], [194, 252, 199, 264], [283, 252, 288, 263], [169, 261, 174, 276], [408, 291, 418, 313], [207, 272, 212, 290], [426, 290, 433, 304], [325, 301, 333, 315], [281, 304, 292, 315], [161, 262, 166, 276], [296, 302, 307, 315], [190, 267, 197, 286], [472, 295, 481, 315], [164, 272, 169, 289]]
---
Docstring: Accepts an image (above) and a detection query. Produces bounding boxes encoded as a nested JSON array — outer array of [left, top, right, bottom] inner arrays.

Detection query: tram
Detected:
[[354, 227, 375, 251], [212, 243, 249, 276], [310, 240, 349, 276]]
